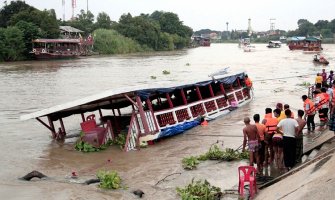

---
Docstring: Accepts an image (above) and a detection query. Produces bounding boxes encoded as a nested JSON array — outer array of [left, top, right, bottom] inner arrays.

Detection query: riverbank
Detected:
[[256, 131, 335, 200]]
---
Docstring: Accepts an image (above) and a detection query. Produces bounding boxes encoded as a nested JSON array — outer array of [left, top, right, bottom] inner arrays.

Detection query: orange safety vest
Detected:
[[201, 120, 208, 126], [304, 98, 316, 115], [316, 93, 328, 110], [264, 113, 278, 134], [245, 78, 252, 87]]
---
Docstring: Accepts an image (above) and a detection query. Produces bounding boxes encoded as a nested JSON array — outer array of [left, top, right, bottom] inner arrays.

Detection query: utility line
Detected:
[[253, 73, 315, 82]]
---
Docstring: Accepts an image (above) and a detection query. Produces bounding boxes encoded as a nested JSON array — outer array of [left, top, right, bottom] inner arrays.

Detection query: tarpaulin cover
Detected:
[[136, 72, 245, 100], [157, 120, 200, 139]]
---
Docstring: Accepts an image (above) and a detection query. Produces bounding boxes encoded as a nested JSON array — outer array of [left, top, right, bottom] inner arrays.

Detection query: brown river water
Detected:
[[1, 43, 334, 199]]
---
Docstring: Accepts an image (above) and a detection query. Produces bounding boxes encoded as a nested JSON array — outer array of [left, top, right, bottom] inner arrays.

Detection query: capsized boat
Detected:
[[20, 69, 253, 151]]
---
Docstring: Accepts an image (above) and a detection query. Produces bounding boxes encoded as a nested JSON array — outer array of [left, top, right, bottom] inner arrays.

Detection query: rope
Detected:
[[253, 73, 315, 82]]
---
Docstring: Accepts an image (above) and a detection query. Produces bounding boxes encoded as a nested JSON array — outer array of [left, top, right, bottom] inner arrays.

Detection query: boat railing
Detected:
[[125, 110, 158, 151], [153, 87, 249, 129], [125, 111, 141, 151]]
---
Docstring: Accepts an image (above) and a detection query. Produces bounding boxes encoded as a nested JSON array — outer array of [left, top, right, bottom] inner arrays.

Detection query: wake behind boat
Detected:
[[20, 69, 253, 151]]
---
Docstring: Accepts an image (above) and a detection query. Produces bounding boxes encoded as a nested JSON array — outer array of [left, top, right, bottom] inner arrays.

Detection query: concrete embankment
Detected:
[[256, 131, 335, 200]]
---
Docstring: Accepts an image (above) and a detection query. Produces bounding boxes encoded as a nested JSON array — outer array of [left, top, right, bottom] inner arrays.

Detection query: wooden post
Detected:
[[136, 96, 150, 134], [220, 83, 225, 93], [117, 108, 121, 116], [209, 84, 214, 97], [196, 86, 202, 100], [59, 118, 66, 135], [237, 78, 241, 87], [81, 113, 85, 122], [146, 99, 159, 132], [47, 116, 55, 134], [165, 93, 174, 108], [180, 89, 187, 105], [99, 109, 103, 118]]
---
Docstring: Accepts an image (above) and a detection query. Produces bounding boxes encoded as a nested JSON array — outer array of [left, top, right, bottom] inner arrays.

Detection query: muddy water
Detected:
[[1, 43, 335, 199]]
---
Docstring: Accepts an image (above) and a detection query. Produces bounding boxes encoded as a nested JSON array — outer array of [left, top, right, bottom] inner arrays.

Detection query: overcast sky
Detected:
[[21, 0, 335, 32]]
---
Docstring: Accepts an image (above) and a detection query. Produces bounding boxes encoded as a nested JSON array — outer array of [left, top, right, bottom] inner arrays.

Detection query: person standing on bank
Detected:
[[277, 109, 299, 171], [242, 117, 260, 172], [296, 110, 306, 163], [302, 95, 316, 132]]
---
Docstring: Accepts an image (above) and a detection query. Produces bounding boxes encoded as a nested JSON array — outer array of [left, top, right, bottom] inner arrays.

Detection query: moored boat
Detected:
[[20, 70, 253, 151], [31, 39, 81, 59]]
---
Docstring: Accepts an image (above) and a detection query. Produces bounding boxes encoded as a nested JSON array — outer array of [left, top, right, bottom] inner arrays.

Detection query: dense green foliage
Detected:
[[0, 1, 193, 61], [75, 140, 111, 152], [93, 29, 143, 54], [97, 170, 122, 189], [0, 26, 25, 61], [0, 1, 59, 61], [176, 179, 222, 200], [182, 156, 200, 170], [181, 145, 249, 170]]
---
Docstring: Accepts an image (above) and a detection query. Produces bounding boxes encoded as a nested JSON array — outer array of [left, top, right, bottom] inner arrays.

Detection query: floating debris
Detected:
[[150, 76, 157, 79], [185, 63, 190, 66], [162, 70, 170, 75]]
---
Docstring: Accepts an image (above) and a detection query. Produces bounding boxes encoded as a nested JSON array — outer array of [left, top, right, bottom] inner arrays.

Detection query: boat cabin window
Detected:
[[185, 88, 199, 103]]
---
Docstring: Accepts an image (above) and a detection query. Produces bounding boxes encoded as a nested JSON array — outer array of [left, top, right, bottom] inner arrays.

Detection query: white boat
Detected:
[[267, 41, 281, 48]]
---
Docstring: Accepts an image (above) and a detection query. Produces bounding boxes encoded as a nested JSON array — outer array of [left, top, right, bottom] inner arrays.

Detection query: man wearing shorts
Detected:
[[242, 117, 260, 172]]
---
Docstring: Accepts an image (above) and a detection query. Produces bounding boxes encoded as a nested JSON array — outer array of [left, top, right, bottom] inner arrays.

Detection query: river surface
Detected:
[[1, 43, 334, 199]]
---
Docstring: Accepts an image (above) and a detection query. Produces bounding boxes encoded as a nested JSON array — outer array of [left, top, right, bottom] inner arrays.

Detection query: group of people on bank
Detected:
[[242, 69, 335, 174], [242, 103, 306, 174]]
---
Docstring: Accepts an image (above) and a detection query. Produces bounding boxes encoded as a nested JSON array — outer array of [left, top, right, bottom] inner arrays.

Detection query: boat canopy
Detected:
[[20, 71, 245, 121], [305, 37, 321, 42], [32, 39, 81, 43], [288, 36, 306, 41], [269, 41, 281, 44]]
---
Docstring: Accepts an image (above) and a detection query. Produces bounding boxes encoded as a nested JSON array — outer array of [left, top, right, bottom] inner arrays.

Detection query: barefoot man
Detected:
[[242, 117, 260, 172]]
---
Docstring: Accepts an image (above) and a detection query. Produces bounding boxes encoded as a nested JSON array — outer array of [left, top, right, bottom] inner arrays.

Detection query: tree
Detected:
[[68, 9, 95, 34], [9, 9, 60, 38], [15, 20, 40, 58], [314, 20, 329, 30], [0, 0, 34, 27], [95, 12, 112, 29], [296, 19, 316, 36], [115, 14, 160, 50], [0, 26, 25, 61]]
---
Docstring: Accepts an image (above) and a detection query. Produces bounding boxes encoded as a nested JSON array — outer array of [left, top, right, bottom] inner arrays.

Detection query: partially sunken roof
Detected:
[[59, 26, 83, 33]]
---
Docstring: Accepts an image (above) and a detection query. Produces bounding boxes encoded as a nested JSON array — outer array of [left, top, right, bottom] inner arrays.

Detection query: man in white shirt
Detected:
[[277, 109, 299, 171]]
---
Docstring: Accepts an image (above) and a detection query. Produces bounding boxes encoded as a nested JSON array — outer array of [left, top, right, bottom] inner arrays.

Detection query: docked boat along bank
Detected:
[[2, 43, 335, 199]]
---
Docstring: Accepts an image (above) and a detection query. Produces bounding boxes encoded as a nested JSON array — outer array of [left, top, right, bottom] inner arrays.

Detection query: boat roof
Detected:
[[59, 26, 84, 33], [288, 36, 306, 41], [305, 36, 321, 42], [32, 39, 81, 43], [269, 41, 281, 44], [20, 70, 245, 121]]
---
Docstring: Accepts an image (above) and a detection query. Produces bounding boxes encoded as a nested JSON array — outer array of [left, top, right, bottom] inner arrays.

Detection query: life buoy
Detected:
[[42, 49, 46, 53], [32, 48, 36, 53]]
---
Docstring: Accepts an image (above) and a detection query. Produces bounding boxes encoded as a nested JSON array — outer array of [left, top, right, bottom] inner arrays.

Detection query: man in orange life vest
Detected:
[[262, 108, 278, 165], [317, 88, 330, 130], [302, 95, 316, 132], [244, 74, 252, 98]]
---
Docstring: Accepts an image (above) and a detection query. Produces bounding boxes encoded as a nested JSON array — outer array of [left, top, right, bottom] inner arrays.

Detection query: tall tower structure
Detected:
[[72, 0, 76, 19], [226, 22, 229, 32], [62, 0, 65, 21], [247, 18, 252, 36], [270, 18, 276, 35]]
